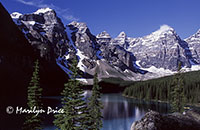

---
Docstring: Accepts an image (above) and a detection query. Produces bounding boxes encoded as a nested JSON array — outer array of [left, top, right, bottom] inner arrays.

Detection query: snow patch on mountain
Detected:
[[190, 65, 200, 71], [34, 8, 53, 14], [183, 65, 200, 72], [142, 66, 174, 75], [124, 69, 130, 73], [76, 78, 88, 83], [105, 71, 109, 75], [155, 25, 173, 34], [118, 31, 126, 38], [64, 54, 70, 60], [96, 60, 100, 65], [69, 21, 88, 33], [10, 12, 22, 19], [145, 24, 174, 42], [135, 60, 141, 67], [96, 31, 111, 39], [77, 49, 88, 71], [27, 21, 36, 25], [10, 12, 23, 25]]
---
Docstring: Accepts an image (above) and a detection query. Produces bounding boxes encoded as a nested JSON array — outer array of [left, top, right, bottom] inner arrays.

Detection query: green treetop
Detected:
[[54, 57, 90, 130], [170, 62, 185, 113], [23, 59, 43, 130], [88, 72, 103, 130]]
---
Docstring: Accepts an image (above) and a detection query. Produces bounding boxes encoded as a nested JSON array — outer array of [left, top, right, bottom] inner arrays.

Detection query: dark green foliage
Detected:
[[101, 77, 134, 86], [23, 60, 42, 130], [123, 69, 200, 104], [170, 63, 185, 112], [88, 73, 103, 130], [54, 58, 90, 130]]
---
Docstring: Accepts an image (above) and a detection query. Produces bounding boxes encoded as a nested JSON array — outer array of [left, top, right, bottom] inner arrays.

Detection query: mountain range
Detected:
[[9, 7, 200, 84]]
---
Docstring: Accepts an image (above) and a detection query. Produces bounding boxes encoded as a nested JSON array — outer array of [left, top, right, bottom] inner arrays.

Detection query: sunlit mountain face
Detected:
[[9, 7, 200, 85]]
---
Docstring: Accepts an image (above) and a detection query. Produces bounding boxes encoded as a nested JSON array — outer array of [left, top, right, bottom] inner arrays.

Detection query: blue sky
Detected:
[[1, 0, 200, 38]]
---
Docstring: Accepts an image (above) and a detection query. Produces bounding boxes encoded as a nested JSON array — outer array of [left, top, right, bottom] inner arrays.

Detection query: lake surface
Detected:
[[42, 91, 170, 130]]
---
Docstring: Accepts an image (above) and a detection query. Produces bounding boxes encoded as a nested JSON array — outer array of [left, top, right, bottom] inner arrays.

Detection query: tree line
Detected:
[[123, 66, 200, 106]]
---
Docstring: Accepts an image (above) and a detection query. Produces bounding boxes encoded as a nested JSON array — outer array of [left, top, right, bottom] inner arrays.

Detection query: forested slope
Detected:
[[123, 70, 200, 104]]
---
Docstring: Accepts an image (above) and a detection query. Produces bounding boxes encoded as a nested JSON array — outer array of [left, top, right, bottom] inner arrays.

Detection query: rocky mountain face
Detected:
[[11, 8, 69, 61], [65, 23, 147, 83], [9, 8, 68, 94], [125, 25, 196, 71], [185, 29, 200, 63], [10, 8, 200, 83]]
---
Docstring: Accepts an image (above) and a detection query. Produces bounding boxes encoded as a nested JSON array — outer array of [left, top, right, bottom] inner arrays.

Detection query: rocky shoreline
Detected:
[[131, 109, 200, 130]]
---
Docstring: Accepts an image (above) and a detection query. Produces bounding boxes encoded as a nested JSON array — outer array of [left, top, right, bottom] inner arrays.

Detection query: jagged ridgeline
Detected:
[[10, 7, 200, 84], [123, 70, 200, 104]]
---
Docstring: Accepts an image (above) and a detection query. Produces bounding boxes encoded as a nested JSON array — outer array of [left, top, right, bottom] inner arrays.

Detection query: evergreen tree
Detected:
[[170, 62, 185, 112], [88, 73, 103, 130], [54, 57, 90, 130], [123, 64, 200, 104], [23, 59, 42, 130]]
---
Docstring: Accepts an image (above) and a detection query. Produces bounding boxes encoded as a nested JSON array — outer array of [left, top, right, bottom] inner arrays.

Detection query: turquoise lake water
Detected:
[[42, 91, 170, 130]]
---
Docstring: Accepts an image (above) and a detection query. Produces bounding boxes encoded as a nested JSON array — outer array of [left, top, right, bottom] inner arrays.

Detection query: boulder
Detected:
[[131, 110, 200, 130]]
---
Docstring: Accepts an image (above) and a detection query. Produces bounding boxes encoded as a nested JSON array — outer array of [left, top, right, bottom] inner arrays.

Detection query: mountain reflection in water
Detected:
[[43, 91, 170, 130], [99, 93, 169, 130]]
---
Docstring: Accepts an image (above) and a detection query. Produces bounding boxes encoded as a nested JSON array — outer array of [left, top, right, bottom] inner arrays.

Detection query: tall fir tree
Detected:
[[170, 62, 185, 112], [88, 72, 103, 130], [54, 57, 90, 130], [23, 59, 43, 130]]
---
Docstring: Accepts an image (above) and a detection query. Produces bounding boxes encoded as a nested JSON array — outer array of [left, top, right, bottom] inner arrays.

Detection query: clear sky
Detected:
[[1, 0, 200, 39]]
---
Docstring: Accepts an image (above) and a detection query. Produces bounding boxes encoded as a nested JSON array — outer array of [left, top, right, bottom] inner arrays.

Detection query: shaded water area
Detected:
[[42, 91, 170, 130]]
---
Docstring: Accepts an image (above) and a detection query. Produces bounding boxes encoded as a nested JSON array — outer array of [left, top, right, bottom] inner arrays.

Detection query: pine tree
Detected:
[[88, 72, 103, 130], [23, 59, 43, 130], [54, 57, 90, 130], [170, 62, 185, 112]]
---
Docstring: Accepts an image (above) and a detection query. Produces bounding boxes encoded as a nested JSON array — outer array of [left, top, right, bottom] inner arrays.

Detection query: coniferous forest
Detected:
[[123, 70, 200, 105]]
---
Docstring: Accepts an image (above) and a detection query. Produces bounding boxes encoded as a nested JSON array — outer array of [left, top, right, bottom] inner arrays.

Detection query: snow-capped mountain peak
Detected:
[[185, 28, 200, 63], [69, 21, 80, 26], [10, 12, 22, 19], [140, 24, 177, 43], [190, 29, 200, 39], [152, 24, 174, 36], [185, 29, 200, 40], [34, 7, 53, 14], [96, 31, 111, 39], [68, 21, 88, 33], [117, 31, 127, 38], [159, 24, 173, 31], [112, 31, 129, 47]]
